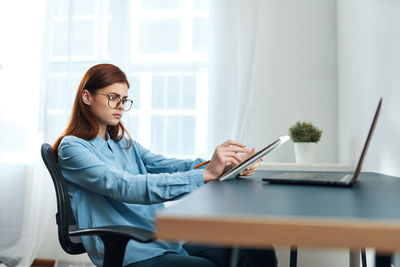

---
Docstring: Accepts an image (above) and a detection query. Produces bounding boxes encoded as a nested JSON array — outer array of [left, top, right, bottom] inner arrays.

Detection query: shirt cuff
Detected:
[[189, 168, 205, 188]]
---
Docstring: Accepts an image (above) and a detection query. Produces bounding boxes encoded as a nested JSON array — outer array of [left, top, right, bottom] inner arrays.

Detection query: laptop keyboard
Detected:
[[312, 173, 351, 181], [271, 172, 353, 182]]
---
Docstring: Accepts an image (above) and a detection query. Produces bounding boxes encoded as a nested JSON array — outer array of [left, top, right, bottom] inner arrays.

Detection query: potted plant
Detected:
[[288, 121, 323, 164]]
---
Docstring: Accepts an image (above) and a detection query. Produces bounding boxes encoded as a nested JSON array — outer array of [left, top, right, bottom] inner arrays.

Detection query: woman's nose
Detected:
[[117, 101, 124, 110]]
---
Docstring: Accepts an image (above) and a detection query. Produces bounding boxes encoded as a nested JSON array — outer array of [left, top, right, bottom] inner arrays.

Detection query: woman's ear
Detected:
[[82, 89, 92, 105]]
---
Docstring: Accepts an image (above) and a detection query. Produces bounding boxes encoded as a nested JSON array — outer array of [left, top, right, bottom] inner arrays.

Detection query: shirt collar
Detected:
[[89, 132, 112, 150]]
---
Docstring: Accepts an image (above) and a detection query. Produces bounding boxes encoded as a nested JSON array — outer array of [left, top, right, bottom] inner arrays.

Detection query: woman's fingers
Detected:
[[219, 146, 251, 154], [237, 147, 255, 160], [215, 146, 251, 164], [249, 161, 261, 169], [240, 169, 255, 176], [220, 139, 246, 148], [222, 156, 240, 166], [220, 152, 242, 165]]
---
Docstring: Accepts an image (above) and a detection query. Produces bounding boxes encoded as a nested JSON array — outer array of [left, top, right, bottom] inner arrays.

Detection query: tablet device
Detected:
[[219, 135, 290, 181]]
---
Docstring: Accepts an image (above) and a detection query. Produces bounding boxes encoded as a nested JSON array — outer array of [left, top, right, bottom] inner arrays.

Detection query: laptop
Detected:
[[262, 97, 382, 187], [219, 135, 290, 181]]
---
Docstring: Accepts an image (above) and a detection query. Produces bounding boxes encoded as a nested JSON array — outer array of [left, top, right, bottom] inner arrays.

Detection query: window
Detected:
[[44, 0, 210, 159]]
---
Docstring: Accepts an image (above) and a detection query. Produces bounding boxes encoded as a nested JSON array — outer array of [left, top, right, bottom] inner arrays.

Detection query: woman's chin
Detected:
[[108, 120, 121, 126]]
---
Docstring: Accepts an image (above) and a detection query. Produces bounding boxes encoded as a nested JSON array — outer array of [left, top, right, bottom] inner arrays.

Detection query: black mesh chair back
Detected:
[[41, 143, 85, 254]]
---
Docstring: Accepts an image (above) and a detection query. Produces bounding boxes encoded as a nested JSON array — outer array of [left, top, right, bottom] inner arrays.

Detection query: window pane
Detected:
[[139, 20, 181, 53], [126, 115, 140, 141], [152, 76, 165, 109], [130, 76, 141, 109], [45, 114, 70, 144], [165, 116, 179, 154], [72, 20, 95, 56], [150, 116, 196, 155], [151, 116, 164, 152], [141, 0, 179, 10], [51, 21, 68, 57], [152, 75, 197, 109], [107, 18, 113, 57], [181, 116, 195, 155], [192, 18, 209, 52], [52, 0, 69, 16], [70, 74, 83, 92], [46, 75, 69, 110], [182, 76, 196, 109], [193, 0, 209, 11], [166, 76, 179, 109], [72, 0, 95, 16], [51, 0, 95, 16]]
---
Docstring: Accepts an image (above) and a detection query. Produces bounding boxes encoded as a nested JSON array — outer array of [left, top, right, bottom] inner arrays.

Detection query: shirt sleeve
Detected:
[[58, 138, 204, 204], [133, 141, 207, 174]]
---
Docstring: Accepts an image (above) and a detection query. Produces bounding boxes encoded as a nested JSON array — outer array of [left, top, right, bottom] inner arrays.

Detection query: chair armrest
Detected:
[[69, 225, 155, 243]]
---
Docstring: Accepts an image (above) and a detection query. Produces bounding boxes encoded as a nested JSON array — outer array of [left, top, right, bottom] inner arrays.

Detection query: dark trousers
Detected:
[[126, 243, 277, 267]]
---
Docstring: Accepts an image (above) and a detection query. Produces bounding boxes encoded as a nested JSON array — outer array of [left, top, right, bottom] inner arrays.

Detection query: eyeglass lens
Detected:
[[108, 96, 133, 111]]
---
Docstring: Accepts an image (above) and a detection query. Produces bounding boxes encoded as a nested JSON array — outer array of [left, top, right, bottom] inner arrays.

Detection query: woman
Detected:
[[54, 64, 277, 267]]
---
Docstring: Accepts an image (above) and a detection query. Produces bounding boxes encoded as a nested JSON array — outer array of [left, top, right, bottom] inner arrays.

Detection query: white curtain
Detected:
[[0, 0, 53, 266], [209, 0, 260, 150]]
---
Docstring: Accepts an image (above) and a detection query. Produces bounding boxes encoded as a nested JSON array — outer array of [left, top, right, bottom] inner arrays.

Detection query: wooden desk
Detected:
[[156, 171, 400, 266]]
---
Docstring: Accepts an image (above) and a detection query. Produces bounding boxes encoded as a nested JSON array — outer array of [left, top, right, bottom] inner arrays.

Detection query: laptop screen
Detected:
[[350, 98, 382, 184]]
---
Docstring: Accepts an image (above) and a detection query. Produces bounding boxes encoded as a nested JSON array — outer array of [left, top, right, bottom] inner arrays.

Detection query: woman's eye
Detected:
[[109, 95, 118, 101]]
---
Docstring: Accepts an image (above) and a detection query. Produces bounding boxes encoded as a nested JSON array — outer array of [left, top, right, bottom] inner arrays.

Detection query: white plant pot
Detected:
[[294, 142, 317, 164]]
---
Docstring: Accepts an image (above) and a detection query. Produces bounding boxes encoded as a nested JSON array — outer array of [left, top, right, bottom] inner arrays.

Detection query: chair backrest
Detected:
[[41, 143, 85, 255]]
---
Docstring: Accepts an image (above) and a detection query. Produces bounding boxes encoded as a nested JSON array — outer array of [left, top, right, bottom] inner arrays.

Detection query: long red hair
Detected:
[[52, 64, 132, 157]]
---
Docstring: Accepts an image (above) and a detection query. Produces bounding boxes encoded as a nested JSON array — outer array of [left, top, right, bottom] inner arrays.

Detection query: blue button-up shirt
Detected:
[[58, 134, 205, 266]]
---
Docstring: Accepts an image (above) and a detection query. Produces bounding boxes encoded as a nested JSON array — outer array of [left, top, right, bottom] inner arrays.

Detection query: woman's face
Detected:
[[82, 82, 129, 128]]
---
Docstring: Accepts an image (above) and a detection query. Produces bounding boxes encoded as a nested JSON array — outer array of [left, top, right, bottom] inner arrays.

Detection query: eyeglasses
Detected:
[[96, 93, 133, 111]]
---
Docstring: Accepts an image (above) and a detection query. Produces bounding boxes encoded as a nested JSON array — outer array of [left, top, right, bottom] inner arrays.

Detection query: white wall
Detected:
[[237, 0, 338, 164], [337, 0, 400, 176]]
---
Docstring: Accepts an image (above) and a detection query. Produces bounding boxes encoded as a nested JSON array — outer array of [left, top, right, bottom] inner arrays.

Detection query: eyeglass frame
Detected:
[[95, 92, 133, 111]]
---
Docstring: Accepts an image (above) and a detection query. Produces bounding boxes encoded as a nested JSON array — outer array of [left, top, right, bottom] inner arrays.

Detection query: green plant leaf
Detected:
[[288, 121, 322, 143]]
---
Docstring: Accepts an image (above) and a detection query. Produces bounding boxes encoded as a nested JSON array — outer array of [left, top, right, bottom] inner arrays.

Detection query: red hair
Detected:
[[52, 64, 132, 157]]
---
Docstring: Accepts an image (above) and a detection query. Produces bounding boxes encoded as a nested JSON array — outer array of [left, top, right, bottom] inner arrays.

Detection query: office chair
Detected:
[[41, 143, 155, 267]]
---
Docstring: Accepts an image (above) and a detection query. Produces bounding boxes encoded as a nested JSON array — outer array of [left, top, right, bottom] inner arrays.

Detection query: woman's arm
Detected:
[[59, 137, 204, 205], [134, 141, 206, 173]]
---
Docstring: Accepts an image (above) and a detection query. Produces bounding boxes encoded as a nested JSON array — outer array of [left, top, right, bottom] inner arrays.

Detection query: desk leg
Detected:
[[361, 249, 367, 267], [230, 246, 239, 267], [375, 253, 392, 267], [349, 250, 360, 267], [290, 246, 297, 267]]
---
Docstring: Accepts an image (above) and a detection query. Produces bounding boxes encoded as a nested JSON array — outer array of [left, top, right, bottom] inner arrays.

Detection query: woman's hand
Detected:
[[239, 150, 266, 176], [203, 140, 251, 182]]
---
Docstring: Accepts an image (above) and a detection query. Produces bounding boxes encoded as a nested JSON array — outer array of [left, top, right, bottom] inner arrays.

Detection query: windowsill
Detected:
[[259, 162, 353, 172]]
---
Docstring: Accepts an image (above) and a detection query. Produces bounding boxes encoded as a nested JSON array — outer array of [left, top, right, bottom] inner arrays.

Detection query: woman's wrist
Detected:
[[203, 168, 214, 183]]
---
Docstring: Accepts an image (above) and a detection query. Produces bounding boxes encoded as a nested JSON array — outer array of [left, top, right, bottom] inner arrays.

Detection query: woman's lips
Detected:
[[113, 114, 122, 119]]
